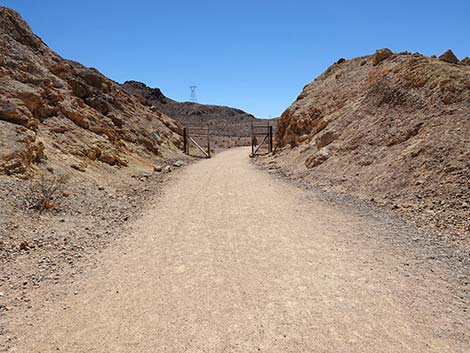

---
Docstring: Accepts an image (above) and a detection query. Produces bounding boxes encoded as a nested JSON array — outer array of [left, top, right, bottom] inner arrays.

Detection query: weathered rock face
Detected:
[[0, 121, 44, 175], [0, 6, 183, 176], [273, 49, 470, 235]]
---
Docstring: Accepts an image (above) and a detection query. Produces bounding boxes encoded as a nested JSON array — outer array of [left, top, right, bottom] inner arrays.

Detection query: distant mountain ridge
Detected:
[[122, 81, 277, 138]]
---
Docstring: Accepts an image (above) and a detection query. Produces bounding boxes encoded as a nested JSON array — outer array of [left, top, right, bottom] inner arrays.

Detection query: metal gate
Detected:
[[250, 121, 273, 156], [183, 126, 211, 158]]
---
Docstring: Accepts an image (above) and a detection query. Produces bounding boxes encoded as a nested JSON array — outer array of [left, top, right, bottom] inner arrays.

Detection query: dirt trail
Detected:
[[7, 148, 469, 352]]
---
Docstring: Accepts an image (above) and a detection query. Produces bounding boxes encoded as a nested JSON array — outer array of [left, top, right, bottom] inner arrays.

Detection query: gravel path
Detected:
[[7, 148, 469, 352]]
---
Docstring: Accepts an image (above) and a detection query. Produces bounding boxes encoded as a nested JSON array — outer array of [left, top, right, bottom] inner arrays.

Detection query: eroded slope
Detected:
[[269, 49, 470, 235], [0, 6, 183, 178]]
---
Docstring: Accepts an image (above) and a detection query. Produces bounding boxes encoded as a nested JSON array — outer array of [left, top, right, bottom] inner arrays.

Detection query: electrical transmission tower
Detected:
[[189, 85, 198, 103]]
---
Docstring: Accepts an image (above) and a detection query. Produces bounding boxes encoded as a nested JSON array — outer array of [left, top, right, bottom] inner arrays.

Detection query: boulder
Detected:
[[305, 148, 330, 169], [84, 96, 112, 115], [372, 48, 393, 66], [108, 112, 124, 128], [98, 150, 117, 166], [67, 78, 93, 98], [70, 162, 87, 172], [439, 49, 459, 64], [60, 105, 91, 129], [0, 99, 32, 125], [315, 131, 339, 149], [460, 57, 470, 66]]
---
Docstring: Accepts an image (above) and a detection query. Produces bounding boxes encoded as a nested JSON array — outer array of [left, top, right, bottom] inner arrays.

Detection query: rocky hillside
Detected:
[[122, 80, 277, 139], [0, 7, 189, 326], [266, 49, 470, 236], [0, 6, 184, 178]]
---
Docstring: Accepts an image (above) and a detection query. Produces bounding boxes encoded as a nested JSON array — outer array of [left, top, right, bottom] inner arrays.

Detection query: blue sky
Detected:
[[2, 0, 469, 118]]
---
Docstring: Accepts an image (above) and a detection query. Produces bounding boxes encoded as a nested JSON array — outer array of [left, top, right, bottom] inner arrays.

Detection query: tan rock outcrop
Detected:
[[272, 49, 470, 235], [0, 6, 185, 176], [0, 121, 45, 175]]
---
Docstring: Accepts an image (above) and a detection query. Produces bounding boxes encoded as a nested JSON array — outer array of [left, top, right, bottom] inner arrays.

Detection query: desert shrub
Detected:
[[27, 171, 68, 211]]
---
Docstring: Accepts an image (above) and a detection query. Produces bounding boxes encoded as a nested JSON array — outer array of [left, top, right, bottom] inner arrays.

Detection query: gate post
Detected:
[[269, 125, 273, 153], [251, 121, 254, 155], [207, 126, 211, 158]]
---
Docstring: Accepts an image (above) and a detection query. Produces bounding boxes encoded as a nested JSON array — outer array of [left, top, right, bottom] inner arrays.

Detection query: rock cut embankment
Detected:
[[269, 49, 470, 236]]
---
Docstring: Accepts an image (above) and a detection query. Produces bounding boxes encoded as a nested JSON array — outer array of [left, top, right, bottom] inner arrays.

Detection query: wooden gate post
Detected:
[[269, 125, 273, 153], [251, 121, 254, 155], [207, 126, 211, 158]]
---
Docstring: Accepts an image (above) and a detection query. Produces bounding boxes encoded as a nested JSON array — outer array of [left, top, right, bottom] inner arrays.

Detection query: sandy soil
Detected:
[[4, 148, 469, 352]]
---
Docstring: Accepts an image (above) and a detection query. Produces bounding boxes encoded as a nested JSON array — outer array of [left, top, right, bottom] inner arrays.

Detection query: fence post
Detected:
[[207, 126, 211, 158], [269, 125, 273, 153], [251, 121, 254, 155], [183, 127, 187, 154]]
